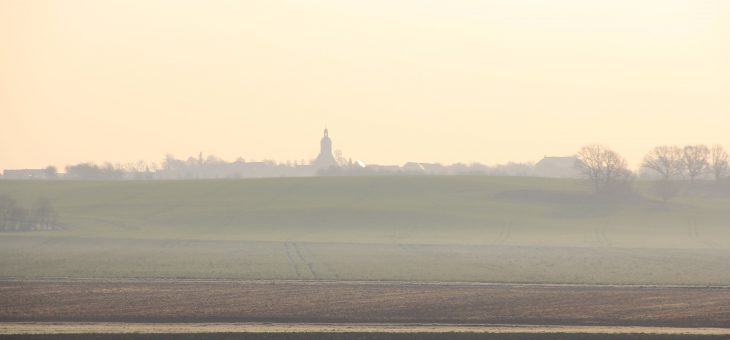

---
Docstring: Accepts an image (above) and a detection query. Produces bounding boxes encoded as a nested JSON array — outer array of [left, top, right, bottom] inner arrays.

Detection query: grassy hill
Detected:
[[1, 176, 729, 284], [1, 176, 728, 248]]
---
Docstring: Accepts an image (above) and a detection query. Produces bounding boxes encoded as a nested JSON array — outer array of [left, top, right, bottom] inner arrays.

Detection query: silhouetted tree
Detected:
[[642, 146, 684, 181], [44, 165, 58, 179], [575, 144, 631, 194], [65, 162, 124, 180], [32, 198, 58, 230], [642, 146, 684, 201], [0, 196, 60, 231], [162, 154, 184, 171], [0, 195, 16, 231], [682, 145, 709, 182], [9, 206, 30, 231], [100, 162, 124, 179], [334, 150, 348, 167], [710, 145, 729, 181], [65, 163, 102, 179]]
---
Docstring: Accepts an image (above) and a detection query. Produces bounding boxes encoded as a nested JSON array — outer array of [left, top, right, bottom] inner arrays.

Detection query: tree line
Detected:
[[50, 153, 541, 179], [0, 196, 59, 231], [575, 144, 729, 200]]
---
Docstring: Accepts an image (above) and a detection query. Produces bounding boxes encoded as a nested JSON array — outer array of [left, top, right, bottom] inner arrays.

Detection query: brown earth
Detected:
[[1, 333, 728, 340], [1, 280, 729, 327]]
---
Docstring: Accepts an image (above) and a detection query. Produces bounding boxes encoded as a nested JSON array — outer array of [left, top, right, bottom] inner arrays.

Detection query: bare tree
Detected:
[[44, 165, 58, 179], [575, 144, 631, 194], [682, 145, 709, 182], [0, 195, 16, 231], [709, 144, 729, 181], [9, 207, 30, 231], [334, 149, 348, 167], [642, 146, 685, 202], [642, 146, 684, 181], [32, 198, 58, 230]]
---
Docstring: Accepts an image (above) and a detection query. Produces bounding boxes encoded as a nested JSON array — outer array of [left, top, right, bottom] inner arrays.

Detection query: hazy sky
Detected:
[[2, 0, 729, 170]]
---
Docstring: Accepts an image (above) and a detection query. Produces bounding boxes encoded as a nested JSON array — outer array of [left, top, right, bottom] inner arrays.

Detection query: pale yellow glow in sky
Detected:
[[1, 0, 729, 170]]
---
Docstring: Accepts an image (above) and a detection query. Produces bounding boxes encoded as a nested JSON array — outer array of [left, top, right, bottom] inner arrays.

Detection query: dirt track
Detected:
[[2, 333, 728, 340], [2, 333, 730, 340], [1, 280, 729, 328]]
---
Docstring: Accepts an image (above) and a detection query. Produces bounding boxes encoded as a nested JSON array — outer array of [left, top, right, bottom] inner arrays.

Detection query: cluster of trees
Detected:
[[575, 144, 730, 200], [158, 153, 313, 179], [65, 162, 135, 180], [57, 152, 541, 179], [642, 145, 729, 182], [0, 196, 59, 231], [642, 144, 729, 200], [61, 153, 298, 180], [575, 145, 633, 195]]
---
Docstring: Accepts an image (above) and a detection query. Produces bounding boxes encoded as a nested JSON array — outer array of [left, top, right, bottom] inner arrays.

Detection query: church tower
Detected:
[[313, 128, 337, 169]]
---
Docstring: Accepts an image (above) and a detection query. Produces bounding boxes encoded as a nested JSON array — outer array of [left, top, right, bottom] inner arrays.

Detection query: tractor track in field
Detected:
[[291, 242, 318, 280], [298, 243, 339, 280], [283, 243, 302, 278]]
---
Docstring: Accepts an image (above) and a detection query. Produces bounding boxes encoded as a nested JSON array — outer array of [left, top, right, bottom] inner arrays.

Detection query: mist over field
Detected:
[[1, 176, 729, 285], [2, 175, 730, 338], [3, 0, 730, 338]]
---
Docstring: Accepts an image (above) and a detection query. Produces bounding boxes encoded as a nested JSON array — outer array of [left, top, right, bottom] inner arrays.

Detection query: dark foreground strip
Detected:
[[1, 334, 728, 340], [1, 322, 729, 337]]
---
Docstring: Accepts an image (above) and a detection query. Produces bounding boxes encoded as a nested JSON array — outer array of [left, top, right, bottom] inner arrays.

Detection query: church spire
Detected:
[[313, 128, 336, 169]]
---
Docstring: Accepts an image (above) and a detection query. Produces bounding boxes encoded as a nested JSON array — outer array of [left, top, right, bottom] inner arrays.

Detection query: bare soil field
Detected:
[[1, 280, 729, 328]]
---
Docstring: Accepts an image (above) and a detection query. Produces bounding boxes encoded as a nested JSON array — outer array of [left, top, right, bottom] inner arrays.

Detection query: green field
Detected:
[[1, 176, 729, 284]]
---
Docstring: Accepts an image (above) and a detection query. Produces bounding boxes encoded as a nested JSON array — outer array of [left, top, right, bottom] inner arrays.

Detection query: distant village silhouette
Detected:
[[2, 129, 578, 180]]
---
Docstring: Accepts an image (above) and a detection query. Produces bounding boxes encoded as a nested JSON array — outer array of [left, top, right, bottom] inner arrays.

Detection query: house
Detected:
[[535, 156, 580, 178], [402, 162, 426, 173], [366, 164, 401, 174], [420, 163, 446, 175]]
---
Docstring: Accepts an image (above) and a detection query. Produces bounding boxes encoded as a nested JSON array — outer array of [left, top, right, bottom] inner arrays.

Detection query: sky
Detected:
[[1, 0, 729, 170]]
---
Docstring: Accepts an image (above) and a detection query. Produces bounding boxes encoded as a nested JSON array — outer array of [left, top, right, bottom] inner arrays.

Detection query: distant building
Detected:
[[402, 162, 426, 173], [420, 163, 446, 175], [312, 129, 338, 170], [2, 169, 48, 180], [535, 156, 580, 178], [366, 164, 401, 173]]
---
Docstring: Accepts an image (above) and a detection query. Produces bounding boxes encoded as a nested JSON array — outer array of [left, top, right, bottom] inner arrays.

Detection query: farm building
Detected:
[[535, 156, 581, 178]]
